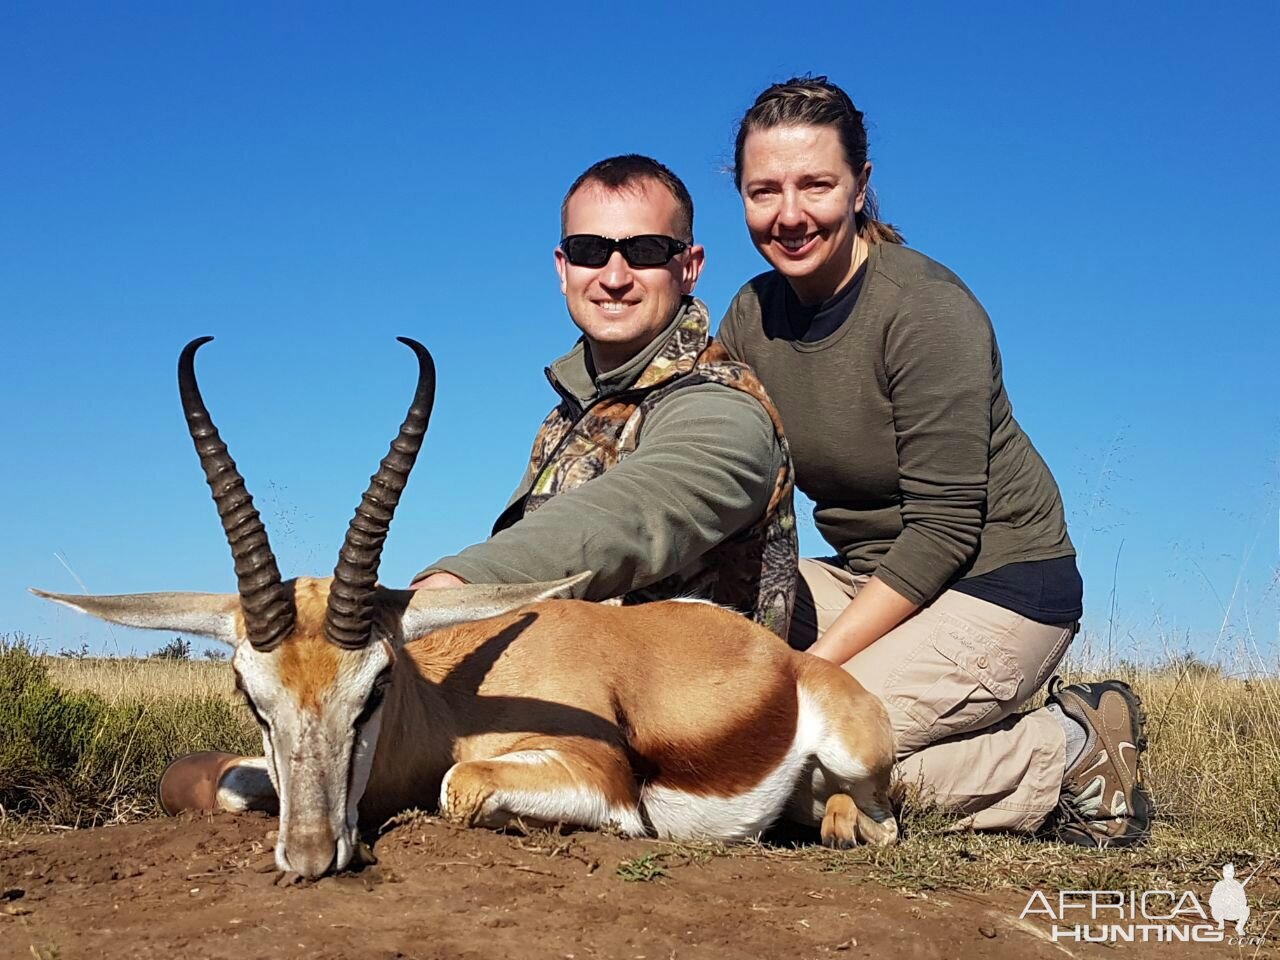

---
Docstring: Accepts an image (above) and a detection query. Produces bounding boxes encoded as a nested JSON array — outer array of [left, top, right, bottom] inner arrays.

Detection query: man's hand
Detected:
[[410, 571, 468, 590]]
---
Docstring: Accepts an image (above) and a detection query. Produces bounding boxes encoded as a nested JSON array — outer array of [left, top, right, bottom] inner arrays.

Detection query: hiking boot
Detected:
[[158, 752, 277, 816], [1043, 677, 1153, 848]]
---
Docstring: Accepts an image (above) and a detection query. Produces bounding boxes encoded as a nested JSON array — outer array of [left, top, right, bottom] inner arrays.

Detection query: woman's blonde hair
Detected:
[[733, 76, 904, 245]]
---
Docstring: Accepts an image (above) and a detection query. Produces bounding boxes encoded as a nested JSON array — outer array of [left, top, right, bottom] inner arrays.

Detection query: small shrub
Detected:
[[203, 647, 228, 662], [153, 637, 191, 661], [0, 635, 256, 826], [616, 853, 669, 882]]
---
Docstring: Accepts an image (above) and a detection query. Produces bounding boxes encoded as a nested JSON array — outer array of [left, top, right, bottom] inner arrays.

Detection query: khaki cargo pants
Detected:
[[792, 559, 1074, 832]]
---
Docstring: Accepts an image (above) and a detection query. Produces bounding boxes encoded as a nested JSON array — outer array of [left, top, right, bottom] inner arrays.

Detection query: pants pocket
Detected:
[[890, 612, 1026, 746], [1033, 621, 1077, 688]]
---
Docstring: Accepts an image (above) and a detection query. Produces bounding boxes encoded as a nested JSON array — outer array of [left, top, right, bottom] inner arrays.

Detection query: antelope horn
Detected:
[[179, 337, 295, 650], [326, 337, 436, 649]]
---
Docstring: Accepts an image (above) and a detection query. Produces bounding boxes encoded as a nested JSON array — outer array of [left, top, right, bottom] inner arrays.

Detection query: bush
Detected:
[[0, 636, 257, 826], [153, 637, 192, 661]]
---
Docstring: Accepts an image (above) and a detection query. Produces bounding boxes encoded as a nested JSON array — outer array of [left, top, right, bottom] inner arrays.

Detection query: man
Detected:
[[154, 156, 799, 817], [412, 155, 797, 636]]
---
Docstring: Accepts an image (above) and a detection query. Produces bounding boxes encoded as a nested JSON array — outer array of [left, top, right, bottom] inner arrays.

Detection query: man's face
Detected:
[[555, 179, 704, 373]]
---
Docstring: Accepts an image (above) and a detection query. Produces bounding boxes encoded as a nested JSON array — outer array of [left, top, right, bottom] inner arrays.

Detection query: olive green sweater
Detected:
[[717, 242, 1074, 607]]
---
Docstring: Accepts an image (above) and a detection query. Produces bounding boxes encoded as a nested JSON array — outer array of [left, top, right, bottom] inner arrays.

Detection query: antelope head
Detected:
[[32, 337, 583, 877]]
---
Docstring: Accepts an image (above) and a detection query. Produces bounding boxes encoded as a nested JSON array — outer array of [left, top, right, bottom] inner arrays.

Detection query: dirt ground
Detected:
[[0, 813, 1255, 960]]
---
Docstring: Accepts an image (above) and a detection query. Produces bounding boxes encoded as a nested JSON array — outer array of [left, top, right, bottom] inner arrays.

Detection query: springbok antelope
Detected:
[[32, 337, 898, 878]]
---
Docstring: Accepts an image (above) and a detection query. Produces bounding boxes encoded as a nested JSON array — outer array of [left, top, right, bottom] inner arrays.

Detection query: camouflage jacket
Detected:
[[501, 299, 798, 637]]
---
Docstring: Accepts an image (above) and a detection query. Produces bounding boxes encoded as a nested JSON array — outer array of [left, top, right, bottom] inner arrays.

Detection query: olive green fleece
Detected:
[[717, 242, 1074, 607], [418, 302, 787, 601]]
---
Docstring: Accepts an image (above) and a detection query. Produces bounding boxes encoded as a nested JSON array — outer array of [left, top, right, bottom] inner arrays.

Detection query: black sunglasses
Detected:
[[560, 234, 689, 269]]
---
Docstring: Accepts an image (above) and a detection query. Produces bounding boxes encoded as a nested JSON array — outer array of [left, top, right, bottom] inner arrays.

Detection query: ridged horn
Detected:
[[326, 337, 436, 648], [178, 337, 294, 650]]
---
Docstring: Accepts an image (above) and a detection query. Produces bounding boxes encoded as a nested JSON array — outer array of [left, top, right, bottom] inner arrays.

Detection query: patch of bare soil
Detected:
[[0, 814, 1222, 959]]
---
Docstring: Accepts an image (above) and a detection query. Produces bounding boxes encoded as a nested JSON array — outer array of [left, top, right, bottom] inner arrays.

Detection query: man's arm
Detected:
[[412, 384, 783, 600]]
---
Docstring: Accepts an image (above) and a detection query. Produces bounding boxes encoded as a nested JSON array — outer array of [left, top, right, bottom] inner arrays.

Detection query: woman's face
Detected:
[[739, 124, 869, 304]]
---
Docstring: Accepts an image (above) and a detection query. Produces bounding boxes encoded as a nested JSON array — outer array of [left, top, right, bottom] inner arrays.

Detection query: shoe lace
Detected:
[[1047, 793, 1107, 848]]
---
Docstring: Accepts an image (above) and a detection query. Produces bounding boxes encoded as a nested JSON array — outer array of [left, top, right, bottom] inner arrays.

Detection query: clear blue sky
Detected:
[[3, 2, 1276, 662]]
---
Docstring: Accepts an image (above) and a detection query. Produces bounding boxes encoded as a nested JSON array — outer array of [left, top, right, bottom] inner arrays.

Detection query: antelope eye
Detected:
[[353, 669, 392, 729], [233, 672, 271, 732]]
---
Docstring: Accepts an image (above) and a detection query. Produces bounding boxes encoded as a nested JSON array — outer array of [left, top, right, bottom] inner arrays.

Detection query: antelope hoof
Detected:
[[820, 794, 859, 849]]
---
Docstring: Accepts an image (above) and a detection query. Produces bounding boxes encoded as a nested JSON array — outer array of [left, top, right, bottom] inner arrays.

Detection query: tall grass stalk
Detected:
[[44, 654, 236, 704]]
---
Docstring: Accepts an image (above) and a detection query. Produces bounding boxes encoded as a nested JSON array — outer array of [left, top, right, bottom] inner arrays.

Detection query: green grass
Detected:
[[615, 852, 671, 882]]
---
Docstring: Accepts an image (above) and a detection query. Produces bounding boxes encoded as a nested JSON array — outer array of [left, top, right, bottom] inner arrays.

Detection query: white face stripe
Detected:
[[232, 638, 393, 875]]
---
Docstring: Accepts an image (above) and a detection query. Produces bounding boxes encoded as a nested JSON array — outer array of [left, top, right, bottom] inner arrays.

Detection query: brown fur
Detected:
[[276, 579, 343, 711], [798, 655, 896, 779], [214, 580, 895, 839], [796, 655, 899, 846], [375, 601, 807, 802]]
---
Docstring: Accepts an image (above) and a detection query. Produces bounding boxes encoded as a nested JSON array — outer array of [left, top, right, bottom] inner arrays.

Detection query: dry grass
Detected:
[[1035, 659, 1280, 849], [1, 637, 257, 829], [760, 649, 1280, 922], [43, 656, 237, 704]]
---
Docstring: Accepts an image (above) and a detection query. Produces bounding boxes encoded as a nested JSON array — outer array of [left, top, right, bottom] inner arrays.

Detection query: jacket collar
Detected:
[[546, 297, 710, 408]]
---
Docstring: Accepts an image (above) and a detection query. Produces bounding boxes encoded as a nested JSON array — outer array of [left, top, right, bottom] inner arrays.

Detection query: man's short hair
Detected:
[[560, 155, 694, 243]]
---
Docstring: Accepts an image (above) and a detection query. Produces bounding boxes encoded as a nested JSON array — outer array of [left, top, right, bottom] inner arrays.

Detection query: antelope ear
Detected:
[[29, 589, 243, 646], [398, 571, 591, 641]]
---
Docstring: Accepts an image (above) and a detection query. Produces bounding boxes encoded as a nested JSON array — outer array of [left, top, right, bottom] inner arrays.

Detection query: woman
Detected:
[[717, 76, 1151, 847]]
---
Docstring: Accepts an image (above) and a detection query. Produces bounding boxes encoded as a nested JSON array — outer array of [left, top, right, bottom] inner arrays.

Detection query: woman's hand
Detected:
[[806, 576, 919, 666]]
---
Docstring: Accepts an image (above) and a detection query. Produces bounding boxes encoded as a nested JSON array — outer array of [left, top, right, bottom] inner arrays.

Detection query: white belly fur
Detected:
[[638, 685, 825, 841]]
